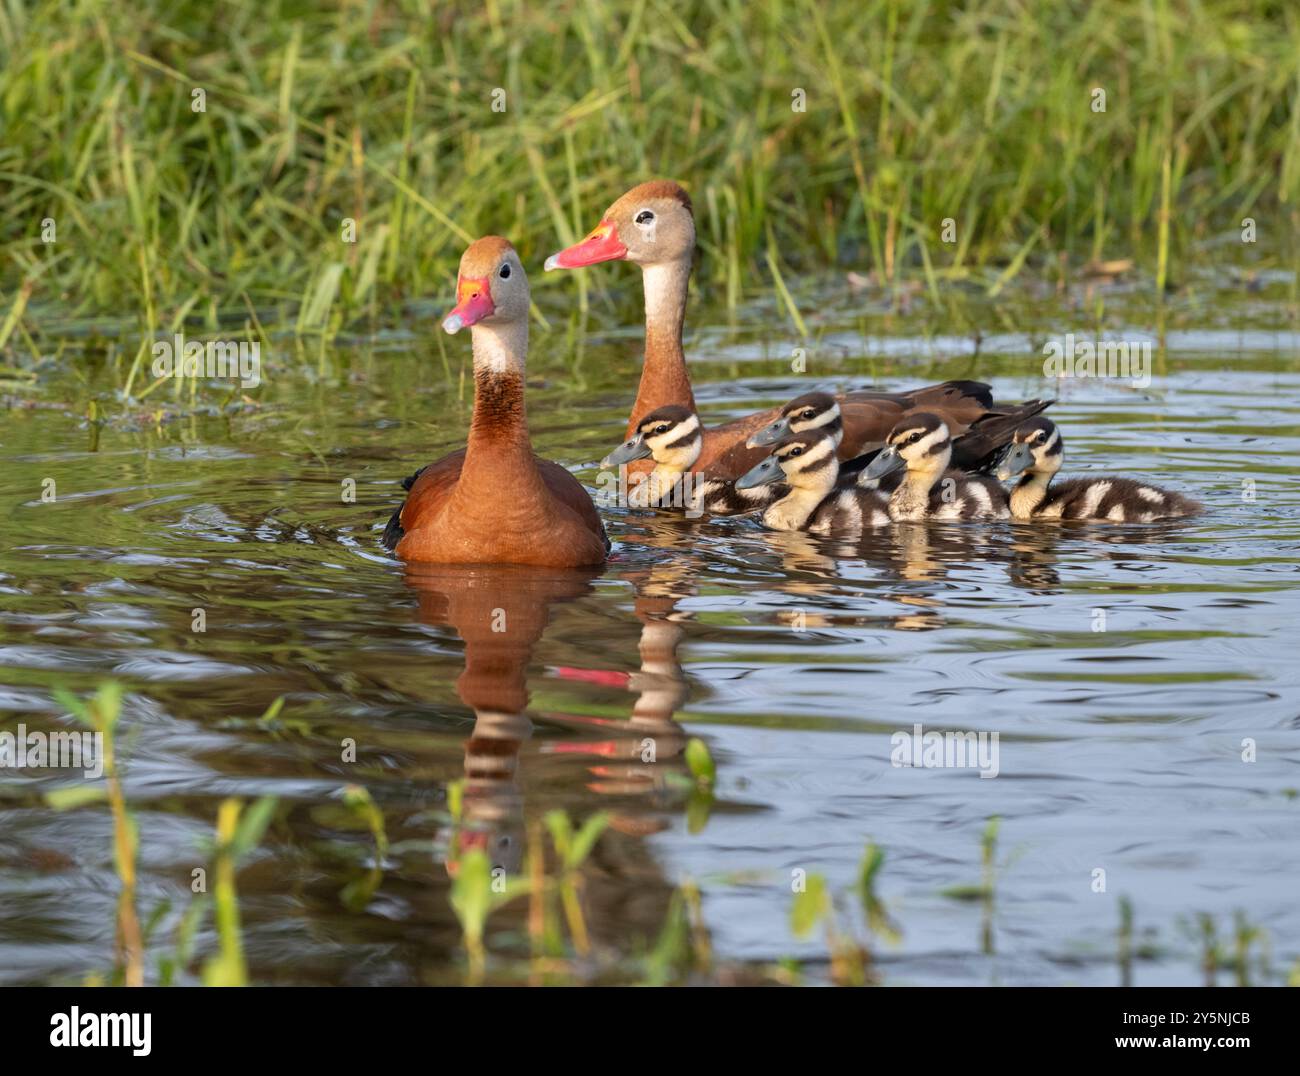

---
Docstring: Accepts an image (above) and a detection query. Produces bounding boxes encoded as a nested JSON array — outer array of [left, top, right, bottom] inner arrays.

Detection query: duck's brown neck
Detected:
[[629, 259, 695, 436], [462, 320, 543, 493]]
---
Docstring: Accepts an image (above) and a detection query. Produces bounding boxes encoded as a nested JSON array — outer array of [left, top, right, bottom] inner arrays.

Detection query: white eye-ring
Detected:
[[634, 208, 655, 227]]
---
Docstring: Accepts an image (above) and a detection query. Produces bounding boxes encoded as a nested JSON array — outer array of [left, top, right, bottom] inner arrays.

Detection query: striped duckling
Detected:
[[602, 405, 702, 509], [862, 412, 1010, 521], [691, 392, 845, 516], [995, 418, 1200, 522], [746, 391, 844, 450], [734, 429, 891, 534]]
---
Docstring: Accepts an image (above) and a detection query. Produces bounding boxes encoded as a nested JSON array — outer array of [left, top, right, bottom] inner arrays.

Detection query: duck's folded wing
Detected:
[[381, 451, 466, 551], [536, 457, 610, 551]]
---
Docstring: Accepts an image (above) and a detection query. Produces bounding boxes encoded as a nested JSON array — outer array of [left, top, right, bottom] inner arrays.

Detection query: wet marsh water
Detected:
[[2, 271, 1299, 985]]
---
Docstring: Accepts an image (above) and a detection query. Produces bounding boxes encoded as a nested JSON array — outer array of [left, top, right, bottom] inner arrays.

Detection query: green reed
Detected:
[[44, 682, 277, 985], [48, 683, 140, 985]]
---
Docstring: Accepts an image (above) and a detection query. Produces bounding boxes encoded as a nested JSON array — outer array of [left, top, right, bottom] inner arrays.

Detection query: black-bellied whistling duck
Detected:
[[995, 418, 1201, 521], [862, 413, 1011, 521], [543, 179, 1053, 479], [382, 237, 608, 567], [735, 429, 892, 534]]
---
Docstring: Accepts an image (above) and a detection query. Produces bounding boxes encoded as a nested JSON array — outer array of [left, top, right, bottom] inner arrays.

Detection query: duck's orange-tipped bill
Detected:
[[543, 221, 628, 271], [441, 275, 494, 334]]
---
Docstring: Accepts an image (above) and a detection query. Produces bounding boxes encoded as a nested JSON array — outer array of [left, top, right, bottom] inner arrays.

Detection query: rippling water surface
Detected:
[[3, 273, 1298, 985]]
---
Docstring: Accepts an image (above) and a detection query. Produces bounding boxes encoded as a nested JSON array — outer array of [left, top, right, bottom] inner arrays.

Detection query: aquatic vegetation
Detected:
[[638, 878, 714, 986], [1182, 910, 1269, 988], [449, 848, 531, 986], [2, 0, 1297, 353], [448, 808, 609, 984], [682, 736, 717, 833], [46, 682, 277, 987], [202, 796, 278, 986], [855, 843, 900, 946], [338, 784, 388, 911], [216, 695, 311, 739], [46, 683, 139, 986], [543, 809, 610, 959], [788, 843, 902, 986], [684, 737, 716, 788], [940, 816, 1002, 954]]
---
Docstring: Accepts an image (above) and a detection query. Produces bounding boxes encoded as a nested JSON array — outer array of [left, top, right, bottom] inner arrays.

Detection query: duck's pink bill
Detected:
[[543, 221, 628, 270], [442, 275, 494, 333]]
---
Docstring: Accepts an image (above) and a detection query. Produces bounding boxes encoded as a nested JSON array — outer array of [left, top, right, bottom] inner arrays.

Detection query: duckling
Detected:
[[734, 429, 892, 534], [747, 391, 844, 450], [995, 418, 1200, 521], [862, 412, 1010, 521], [602, 405, 702, 509], [598, 406, 785, 516], [675, 392, 843, 517], [711, 387, 1049, 510]]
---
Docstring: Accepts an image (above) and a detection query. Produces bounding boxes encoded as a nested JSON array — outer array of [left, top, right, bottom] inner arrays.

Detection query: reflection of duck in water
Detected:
[[402, 563, 684, 957], [547, 554, 696, 831], [404, 563, 598, 874]]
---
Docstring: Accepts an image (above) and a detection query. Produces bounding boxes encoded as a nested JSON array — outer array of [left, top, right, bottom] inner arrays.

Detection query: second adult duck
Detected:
[[544, 179, 1051, 479]]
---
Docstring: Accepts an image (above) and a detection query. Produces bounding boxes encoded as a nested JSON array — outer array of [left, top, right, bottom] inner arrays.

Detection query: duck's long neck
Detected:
[[1011, 471, 1053, 519], [629, 260, 694, 435], [462, 320, 542, 491]]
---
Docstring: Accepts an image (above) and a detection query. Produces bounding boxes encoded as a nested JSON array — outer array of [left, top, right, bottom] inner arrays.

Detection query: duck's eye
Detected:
[[499, 263, 511, 279], [801, 410, 815, 419], [788, 447, 803, 457], [654, 425, 669, 435], [634, 209, 655, 226]]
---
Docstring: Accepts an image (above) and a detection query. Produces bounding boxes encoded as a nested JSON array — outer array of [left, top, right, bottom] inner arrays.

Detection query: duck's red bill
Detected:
[[544, 222, 628, 270]]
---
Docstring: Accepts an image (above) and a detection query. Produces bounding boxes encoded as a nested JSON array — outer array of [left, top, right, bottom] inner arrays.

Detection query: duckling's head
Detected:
[[863, 412, 952, 482], [545, 180, 695, 272], [997, 418, 1063, 481], [602, 404, 702, 472], [442, 237, 529, 334], [736, 429, 839, 494], [747, 391, 842, 448]]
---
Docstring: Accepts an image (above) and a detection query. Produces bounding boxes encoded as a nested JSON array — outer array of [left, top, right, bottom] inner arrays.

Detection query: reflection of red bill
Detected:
[[549, 740, 620, 757], [553, 666, 631, 688], [444, 829, 491, 877]]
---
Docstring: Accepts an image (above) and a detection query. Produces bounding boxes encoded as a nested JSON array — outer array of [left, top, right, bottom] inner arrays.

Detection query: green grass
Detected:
[[1, 0, 1298, 350]]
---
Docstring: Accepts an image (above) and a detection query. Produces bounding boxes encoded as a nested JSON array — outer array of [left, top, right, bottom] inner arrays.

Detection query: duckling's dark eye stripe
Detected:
[[662, 430, 699, 450]]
